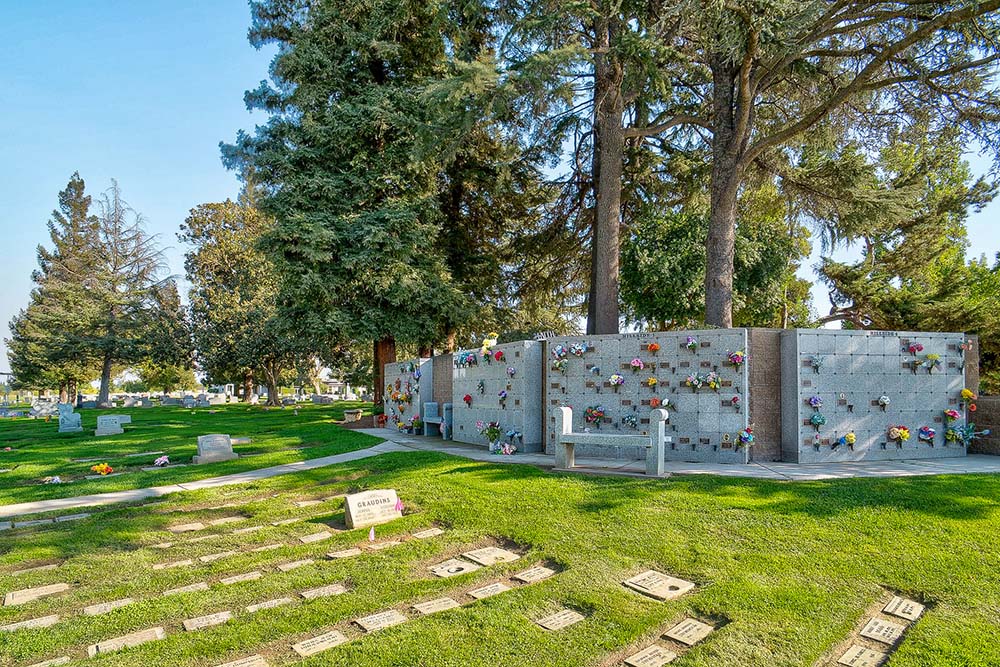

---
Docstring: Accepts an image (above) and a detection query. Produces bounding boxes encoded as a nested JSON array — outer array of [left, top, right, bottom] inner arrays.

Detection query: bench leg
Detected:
[[646, 443, 664, 476], [556, 442, 575, 469]]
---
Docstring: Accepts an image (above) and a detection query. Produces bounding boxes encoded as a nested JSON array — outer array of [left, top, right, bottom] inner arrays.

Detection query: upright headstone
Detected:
[[57, 403, 83, 433], [183, 396, 196, 408], [343, 489, 402, 529], [193, 434, 238, 464], [94, 415, 123, 436]]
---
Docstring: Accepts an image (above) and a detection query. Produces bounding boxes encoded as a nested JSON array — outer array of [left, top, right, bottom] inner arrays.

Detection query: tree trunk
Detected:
[[373, 336, 396, 405], [705, 61, 745, 329], [265, 376, 279, 406], [97, 351, 113, 407], [445, 330, 457, 353], [586, 16, 624, 335], [418, 345, 432, 358], [241, 371, 254, 402], [68, 380, 77, 404]]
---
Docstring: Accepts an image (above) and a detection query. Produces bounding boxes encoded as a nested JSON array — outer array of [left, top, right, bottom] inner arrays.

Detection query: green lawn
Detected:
[[0, 403, 379, 505], [1, 442, 998, 667]]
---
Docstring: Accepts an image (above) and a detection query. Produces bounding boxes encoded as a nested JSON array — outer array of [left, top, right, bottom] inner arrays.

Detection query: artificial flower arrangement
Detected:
[[647, 342, 660, 355], [727, 349, 745, 370], [645, 377, 658, 388], [507, 366, 516, 378], [922, 354, 941, 373], [649, 397, 662, 409], [44, 476, 62, 484], [887, 425, 910, 445], [477, 420, 504, 448], [396, 420, 408, 432], [410, 415, 423, 431], [590, 365, 601, 375], [498, 390, 508, 407], [412, 368, 421, 381], [494, 350, 505, 363], [944, 409, 962, 423], [494, 441, 517, 455], [477, 380, 486, 395], [877, 395, 891, 411], [463, 394, 473, 407], [685, 336, 698, 352], [153, 455, 170, 467], [705, 372, 722, 392], [482, 348, 493, 364], [945, 426, 962, 445], [685, 374, 704, 392], [505, 428, 522, 444], [584, 406, 606, 426], [622, 413, 639, 429], [608, 373, 625, 391], [907, 342, 924, 356], [737, 427, 754, 448], [553, 358, 568, 373], [629, 358, 645, 372], [959, 339, 974, 355], [569, 342, 588, 357], [961, 388, 977, 407], [808, 395, 823, 409], [731, 396, 740, 409], [455, 351, 479, 368], [90, 463, 114, 476], [551, 344, 568, 360], [835, 432, 856, 449], [918, 426, 935, 443], [809, 412, 826, 431], [810, 355, 824, 373]]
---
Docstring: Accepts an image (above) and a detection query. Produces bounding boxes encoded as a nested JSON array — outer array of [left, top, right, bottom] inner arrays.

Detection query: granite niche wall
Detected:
[[382, 358, 433, 430], [541, 330, 750, 463], [451, 341, 543, 452], [780, 330, 969, 462]]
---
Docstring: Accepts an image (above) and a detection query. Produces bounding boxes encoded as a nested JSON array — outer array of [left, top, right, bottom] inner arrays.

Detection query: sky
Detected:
[[1, 2, 998, 374]]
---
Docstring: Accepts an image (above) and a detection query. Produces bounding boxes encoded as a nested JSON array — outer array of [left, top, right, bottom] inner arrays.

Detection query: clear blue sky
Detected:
[[0, 2, 997, 373]]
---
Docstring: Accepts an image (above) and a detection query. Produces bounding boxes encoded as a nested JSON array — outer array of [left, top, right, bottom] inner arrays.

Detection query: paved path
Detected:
[[4, 432, 1000, 521]]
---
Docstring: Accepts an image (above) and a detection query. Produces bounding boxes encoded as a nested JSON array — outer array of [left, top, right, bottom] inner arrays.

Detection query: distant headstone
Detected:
[[56, 403, 82, 433], [94, 415, 123, 436], [215, 655, 268, 667], [622, 571, 695, 601], [83, 598, 134, 616], [162, 582, 209, 596], [0, 614, 60, 632], [343, 489, 402, 529], [197, 399, 211, 408], [367, 540, 400, 551], [327, 548, 363, 559], [108, 414, 131, 425], [220, 572, 262, 586], [193, 434, 237, 464], [123, 397, 137, 408], [24, 656, 71, 667], [411, 527, 444, 539], [276, 559, 314, 572], [344, 409, 363, 422], [183, 397, 196, 408], [291, 630, 348, 657], [355, 609, 408, 632], [299, 531, 333, 544], [249, 394, 260, 405]]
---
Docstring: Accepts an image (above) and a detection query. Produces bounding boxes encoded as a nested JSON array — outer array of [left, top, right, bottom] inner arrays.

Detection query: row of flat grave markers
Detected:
[[835, 596, 925, 667], [619, 570, 709, 667]]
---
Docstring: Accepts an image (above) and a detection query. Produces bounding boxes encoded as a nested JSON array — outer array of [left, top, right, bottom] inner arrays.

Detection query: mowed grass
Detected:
[[1, 446, 999, 667], [0, 403, 379, 505]]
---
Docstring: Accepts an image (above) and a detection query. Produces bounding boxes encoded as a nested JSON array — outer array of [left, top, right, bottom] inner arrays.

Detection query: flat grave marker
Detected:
[[513, 566, 556, 584], [368, 540, 401, 551], [12, 564, 60, 576], [469, 582, 511, 600], [413, 597, 461, 615], [4, 582, 71, 606], [860, 617, 906, 645], [153, 559, 193, 570], [169, 522, 206, 533], [183, 611, 233, 631], [299, 531, 333, 544], [663, 618, 714, 646], [251, 543, 283, 553], [189, 535, 216, 543], [87, 627, 166, 657], [292, 629, 348, 657], [623, 571, 695, 601], [300, 583, 347, 600], [344, 489, 402, 529], [412, 527, 444, 539], [26, 658, 71, 667], [429, 558, 481, 578], [536, 609, 585, 631], [0, 614, 60, 632], [209, 516, 244, 526], [293, 500, 323, 508], [221, 572, 262, 585], [462, 546, 521, 566], [215, 655, 269, 667], [273, 518, 301, 526], [327, 548, 363, 559], [200, 551, 236, 563], [624, 645, 678, 667], [277, 559, 314, 572], [837, 644, 888, 667], [356, 609, 408, 632], [883, 596, 925, 622], [163, 582, 210, 596], [233, 526, 263, 535], [247, 597, 293, 613], [83, 598, 134, 616]]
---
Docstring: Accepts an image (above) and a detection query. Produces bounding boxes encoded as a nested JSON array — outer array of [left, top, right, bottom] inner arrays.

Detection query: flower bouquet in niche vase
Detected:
[[608, 374, 625, 392], [477, 420, 504, 452]]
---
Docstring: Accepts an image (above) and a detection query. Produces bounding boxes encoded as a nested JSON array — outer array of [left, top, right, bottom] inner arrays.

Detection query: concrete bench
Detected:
[[422, 402, 453, 440], [555, 406, 670, 476]]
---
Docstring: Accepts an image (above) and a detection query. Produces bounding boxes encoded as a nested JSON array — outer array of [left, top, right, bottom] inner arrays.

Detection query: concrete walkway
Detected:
[[4, 432, 1000, 521]]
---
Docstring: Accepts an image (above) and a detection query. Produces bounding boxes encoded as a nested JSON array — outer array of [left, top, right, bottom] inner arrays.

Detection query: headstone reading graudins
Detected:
[[94, 415, 123, 436], [193, 434, 238, 464], [837, 644, 888, 667], [624, 645, 678, 667], [623, 571, 695, 601], [343, 489, 402, 529], [292, 630, 348, 657]]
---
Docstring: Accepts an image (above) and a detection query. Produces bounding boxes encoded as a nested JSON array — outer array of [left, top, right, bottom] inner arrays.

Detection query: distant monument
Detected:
[[57, 403, 83, 433]]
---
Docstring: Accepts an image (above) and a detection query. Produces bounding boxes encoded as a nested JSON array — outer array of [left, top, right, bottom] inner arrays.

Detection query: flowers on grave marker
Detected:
[[961, 388, 977, 407], [918, 426, 935, 443], [153, 455, 170, 467], [705, 371, 722, 392], [920, 353, 941, 373], [685, 336, 698, 352], [494, 350, 505, 362], [44, 475, 62, 484], [837, 432, 856, 449], [959, 339, 974, 355], [647, 342, 660, 355], [590, 365, 600, 375], [553, 358, 568, 373], [944, 409, 962, 423], [477, 420, 503, 446], [738, 427, 754, 448], [731, 396, 740, 408], [622, 413, 638, 429], [685, 374, 703, 392], [90, 463, 114, 476], [629, 358, 645, 372], [413, 368, 421, 381], [649, 397, 662, 409], [584, 406, 606, 425], [878, 395, 891, 411], [569, 343, 588, 357], [463, 394, 473, 407], [477, 380, 486, 395], [608, 374, 625, 391], [809, 413, 826, 430], [809, 355, 824, 373], [645, 377, 658, 388], [506, 366, 516, 378], [907, 342, 924, 355], [551, 344, 568, 360], [498, 390, 508, 406], [807, 395, 823, 409], [727, 349, 745, 370], [888, 425, 911, 445]]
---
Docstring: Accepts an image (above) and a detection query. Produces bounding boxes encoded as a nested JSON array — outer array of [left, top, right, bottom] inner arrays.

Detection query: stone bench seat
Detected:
[[555, 407, 670, 477], [422, 402, 453, 440]]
